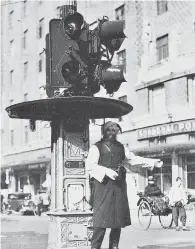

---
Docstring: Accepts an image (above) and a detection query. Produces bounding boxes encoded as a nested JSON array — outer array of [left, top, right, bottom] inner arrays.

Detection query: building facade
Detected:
[[1, 1, 195, 208], [1, 0, 68, 198], [128, 0, 195, 196], [84, 0, 195, 206]]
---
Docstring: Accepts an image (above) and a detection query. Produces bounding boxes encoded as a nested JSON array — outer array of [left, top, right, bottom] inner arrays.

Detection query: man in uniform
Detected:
[[86, 121, 162, 249]]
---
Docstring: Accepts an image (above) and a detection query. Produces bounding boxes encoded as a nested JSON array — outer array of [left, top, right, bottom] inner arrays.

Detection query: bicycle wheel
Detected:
[[138, 201, 152, 230], [188, 202, 195, 211], [159, 208, 173, 229]]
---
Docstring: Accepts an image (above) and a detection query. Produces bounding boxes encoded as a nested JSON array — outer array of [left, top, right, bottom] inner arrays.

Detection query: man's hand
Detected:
[[106, 168, 118, 180]]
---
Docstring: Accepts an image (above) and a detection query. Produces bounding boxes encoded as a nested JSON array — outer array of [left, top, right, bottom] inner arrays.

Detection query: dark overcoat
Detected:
[[90, 140, 131, 228]]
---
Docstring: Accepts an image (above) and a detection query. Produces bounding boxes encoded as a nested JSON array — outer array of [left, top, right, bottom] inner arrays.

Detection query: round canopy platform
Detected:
[[6, 96, 133, 121]]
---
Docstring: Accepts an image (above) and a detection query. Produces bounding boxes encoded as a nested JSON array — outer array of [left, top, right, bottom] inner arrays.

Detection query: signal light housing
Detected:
[[102, 65, 126, 94], [45, 10, 127, 97], [63, 12, 84, 39], [99, 20, 126, 41]]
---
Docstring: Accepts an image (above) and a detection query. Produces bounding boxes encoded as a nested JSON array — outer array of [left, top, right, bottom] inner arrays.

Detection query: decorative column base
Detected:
[[47, 211, 93, 249]]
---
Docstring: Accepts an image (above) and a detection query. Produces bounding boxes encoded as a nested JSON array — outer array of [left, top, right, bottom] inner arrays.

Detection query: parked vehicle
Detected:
[[21, 200, 38, 216], [7, 192, 37, 215], [8, 193, 32, 212]]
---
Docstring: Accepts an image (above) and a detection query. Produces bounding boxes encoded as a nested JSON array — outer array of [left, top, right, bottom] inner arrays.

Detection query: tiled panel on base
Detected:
[[47, 212, 93, 249]]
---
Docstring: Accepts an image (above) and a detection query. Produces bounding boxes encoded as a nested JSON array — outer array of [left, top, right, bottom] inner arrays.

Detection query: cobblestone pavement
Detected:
[[1, 210, 195, 249]]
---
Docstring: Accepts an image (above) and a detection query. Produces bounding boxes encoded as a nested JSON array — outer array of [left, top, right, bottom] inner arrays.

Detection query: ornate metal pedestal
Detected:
[[6, 96, 133, 249]]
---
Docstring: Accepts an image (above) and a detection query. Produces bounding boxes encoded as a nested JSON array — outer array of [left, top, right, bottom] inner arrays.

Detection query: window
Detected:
[[24, 93, 28, 102], [10, 70, 14, 86], [9, 10, 14, 29], [117, 50, 126, 72], [91, 119, 96, 124], [38, 18, 44, 39], [149, 84, 166, 115], [149, 136, 166, 146], [38, 52, 43, 72], [152, 159, 172, 194], [24, 62, 28, 80], [23, 29, 28, 49], [10, 130, 14, 146], [115, 4, 125, 22], [19, 176, 28, 191], [24, 125, 28, 144], [157, 1, 168, 15], [56, 6, 61, 18], [186, 156, 195, 189], [156, 34, 169, 61], [118, 95, 127, 121], [10, 99, 14, 106], [189, 132, 195, 141], [187, 76, 195, 107], [10, 39, 14, 56], [23, 0, 27, 18]]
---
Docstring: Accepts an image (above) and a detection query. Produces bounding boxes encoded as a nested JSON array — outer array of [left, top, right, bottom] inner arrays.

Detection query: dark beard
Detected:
[[104, 136, 116, 145]]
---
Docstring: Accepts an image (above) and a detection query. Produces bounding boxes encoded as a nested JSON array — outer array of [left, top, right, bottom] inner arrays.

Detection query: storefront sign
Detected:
[[28, 163, 46, 169], [137, 119, 195, 140], [28, 164, 39, 169]]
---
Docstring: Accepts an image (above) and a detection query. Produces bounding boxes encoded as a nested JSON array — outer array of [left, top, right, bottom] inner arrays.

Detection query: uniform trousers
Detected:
[[172, 206, 186, 227], [91, 227, 121, 249]]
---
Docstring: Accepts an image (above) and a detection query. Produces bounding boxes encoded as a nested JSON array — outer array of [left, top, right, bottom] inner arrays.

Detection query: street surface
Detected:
[[1, 209, 195, 249]]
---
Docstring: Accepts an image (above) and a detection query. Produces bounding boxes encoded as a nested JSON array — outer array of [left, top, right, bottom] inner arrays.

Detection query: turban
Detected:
[[102, 121, 122, 135]]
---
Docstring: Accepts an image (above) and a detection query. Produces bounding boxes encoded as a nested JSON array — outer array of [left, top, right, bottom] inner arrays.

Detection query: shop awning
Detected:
[[0, 159, 51, 173], [133, 142, 195, 157]]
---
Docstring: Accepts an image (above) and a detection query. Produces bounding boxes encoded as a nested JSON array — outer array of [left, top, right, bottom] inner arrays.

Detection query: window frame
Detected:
[[9, 10, 14, 29], [38, 52, 43, 72], [187, 76, 195, 107], [10, 70, 14, 86], [156, 34, 169, 62], [115, 4, 125, 21], [10, 129, 14, 147], [24, 61, 28, 80], [24, 93, 28, 102], [38, 18, 44, 39], [149, 84, 166, 115], [23, 0, 27, 18], [23, 29, 28, 49], [118, 95, 127, 122], [117, 49, 126, 73], [157, 0, 168, 15], [24, 125, 29, 144], [56, 6, 61, 18]]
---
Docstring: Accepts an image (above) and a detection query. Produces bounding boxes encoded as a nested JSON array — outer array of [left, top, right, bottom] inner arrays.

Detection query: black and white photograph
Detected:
[[1, 0, 195, 249]]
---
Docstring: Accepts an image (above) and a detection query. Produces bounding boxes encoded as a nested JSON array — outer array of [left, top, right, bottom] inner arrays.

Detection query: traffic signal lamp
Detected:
[[63, 12, 84, 39], [46, 11, 89, 97], [96, 18, 127, 95], [98, 19, 126, 54], [101, 65, 126, 94], [45, 8, 127, 97]]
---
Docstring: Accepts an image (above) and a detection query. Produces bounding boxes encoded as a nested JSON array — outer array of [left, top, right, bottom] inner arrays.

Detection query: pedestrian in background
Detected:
[[169, 177, 189, 231], [1, 194, 4, 212], [35, 190, 42, 216], [41, 192, 50, 212]]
